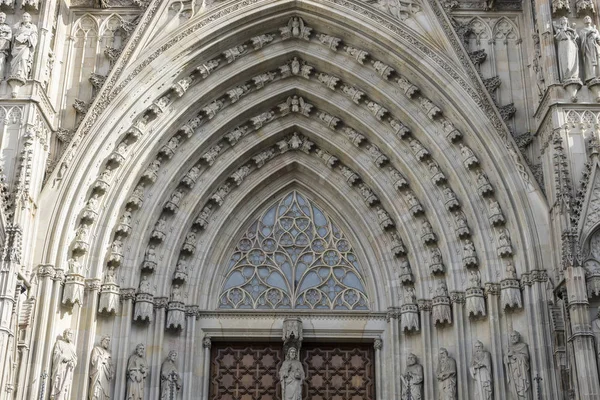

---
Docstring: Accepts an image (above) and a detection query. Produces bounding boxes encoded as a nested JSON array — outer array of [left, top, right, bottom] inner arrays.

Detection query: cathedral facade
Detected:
[[0, 0, 599, 398]]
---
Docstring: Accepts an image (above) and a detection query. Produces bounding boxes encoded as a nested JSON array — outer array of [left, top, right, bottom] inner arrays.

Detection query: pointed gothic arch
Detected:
[[23, 1, 558, 399]]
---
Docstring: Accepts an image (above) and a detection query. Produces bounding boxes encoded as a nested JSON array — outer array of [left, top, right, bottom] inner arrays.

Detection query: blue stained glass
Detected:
[[219, 191, 369, 310]]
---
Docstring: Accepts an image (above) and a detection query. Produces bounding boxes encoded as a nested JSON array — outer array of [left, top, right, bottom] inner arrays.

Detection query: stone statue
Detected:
[[138, 275, 151, 293], [10, 12, 38, 82], [160, 350, 182, 399], [470, 340, 493, 400], [436, 348, 457, 400], [591, 307, 600, 355], [580, 16, 600, 82], [554, 16, 580, 83], [401, 353, 423, 400], [504, 330, 532, 400], [279, 346, 305, 400], [0, 13, 12, 79], [89, 336, 113, 400], [51, 329, 78, 400], [126, 343, 149, 400]]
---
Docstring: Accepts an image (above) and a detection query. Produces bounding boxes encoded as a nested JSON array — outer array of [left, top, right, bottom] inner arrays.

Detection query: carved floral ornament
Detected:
[[57, 13, 521, 320]]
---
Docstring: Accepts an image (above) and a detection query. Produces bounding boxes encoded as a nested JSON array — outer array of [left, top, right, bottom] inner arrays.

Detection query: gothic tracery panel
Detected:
[[219, 191, 369, 310]]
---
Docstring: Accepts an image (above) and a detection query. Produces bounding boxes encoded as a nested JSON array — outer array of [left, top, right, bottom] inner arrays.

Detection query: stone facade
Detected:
[[0, 0, 599, 399]]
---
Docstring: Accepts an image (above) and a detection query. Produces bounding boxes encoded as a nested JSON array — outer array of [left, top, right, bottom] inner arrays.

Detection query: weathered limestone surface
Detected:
[[0, 0, 599, 399]]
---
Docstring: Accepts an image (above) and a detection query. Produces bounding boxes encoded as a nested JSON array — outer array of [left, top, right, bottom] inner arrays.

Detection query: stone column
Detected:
[[565, 266, 600, 398], [202, 335, 211, 399], [23, 265, 56, 400], [114, 288, 135, 400], [522, 270, 562, 399], [182, 306, 198, 400], [0, 226, 22, 395], [387, 307, 401, 399], [450, 291, 468, 399], [0, 259, 18, 395], [374, 337, 382, 400], [418, 300, 434, 400], [484, 282, 507, 399], [149, 297, 167, 398], [73, 278, 101, 399]]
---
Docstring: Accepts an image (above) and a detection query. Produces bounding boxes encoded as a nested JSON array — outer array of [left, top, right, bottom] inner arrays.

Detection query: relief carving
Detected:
[[280, 17, 312, 41]]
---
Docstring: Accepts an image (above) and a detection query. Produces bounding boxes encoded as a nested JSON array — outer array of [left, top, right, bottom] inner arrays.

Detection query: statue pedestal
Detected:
[[167, 301, 185, 330], [400, 304, 420, 332], [501, 278, 522, 310], [98, 283, 120, 314], [134, 292, 154, 322], [588, 78, 600, 102], [62, 273, 85, 307], [466, 287, 486, 318]]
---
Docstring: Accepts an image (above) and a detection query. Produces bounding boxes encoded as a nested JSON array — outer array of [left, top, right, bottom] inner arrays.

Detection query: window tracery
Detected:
[[219, 191, 369, 310]]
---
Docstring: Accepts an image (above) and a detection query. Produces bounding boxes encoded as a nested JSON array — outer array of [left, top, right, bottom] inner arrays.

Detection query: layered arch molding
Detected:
[[39, 0, 550, 307], [27, 1, 561, 399]]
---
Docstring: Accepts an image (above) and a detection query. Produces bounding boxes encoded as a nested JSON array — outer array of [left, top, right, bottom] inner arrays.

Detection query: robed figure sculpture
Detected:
[[126, 343, 149, 400], [10, 12, 37, 82], [436, 348, 457, 400], [470, 341, 493, 400], [504, 330, 532, 400], [553, 16, 580, 83], [160, 350, 182, 399], [50, 329, 78, 400], [89, 336, 113, 400], [279, 346, 305, 400], [401, 353, 423, 400]]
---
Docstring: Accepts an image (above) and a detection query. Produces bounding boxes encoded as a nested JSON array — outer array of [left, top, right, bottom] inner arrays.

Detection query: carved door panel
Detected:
[[210, 343, 283, 400], [210, 343, 375, 400], [302, 344, 375, 400]]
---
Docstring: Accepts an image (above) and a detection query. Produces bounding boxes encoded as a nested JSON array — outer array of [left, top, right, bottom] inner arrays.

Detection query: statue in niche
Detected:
[[67, 257, 82, 275], [592, 307, 600, 354], [0, 13, 12, 79], [160, 350, 182, 399], [138, 275, 151, 294], [553, 16, 580, 83], [436, 348, 457, 400], [470, 340, 493, 400], [50, 329, 78, 400], [126, 343, 149, 400], [504, 330, 532, 400], [580, 16, 600, 82], [401, 353, 423, 400], [104, 267, 116, 284], [279, 346, 305, 400], [89, 336, 113, 400], [10, 12, 38, 82]]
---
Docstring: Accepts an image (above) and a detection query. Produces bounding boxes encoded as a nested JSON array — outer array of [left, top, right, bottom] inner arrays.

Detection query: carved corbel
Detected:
[[390, 232, 407, 256], [211, 183, 232, 206], [339, 166, 360, 185], [342, 127, 365, 147], [372, 60, 395, 79]]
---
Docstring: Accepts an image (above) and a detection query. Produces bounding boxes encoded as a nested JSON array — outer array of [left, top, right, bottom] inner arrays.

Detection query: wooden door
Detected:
[[210, 342, 375, 400]]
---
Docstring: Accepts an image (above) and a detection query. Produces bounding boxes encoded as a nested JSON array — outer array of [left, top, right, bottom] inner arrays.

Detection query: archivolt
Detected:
[[38, 0, 547, 317]]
